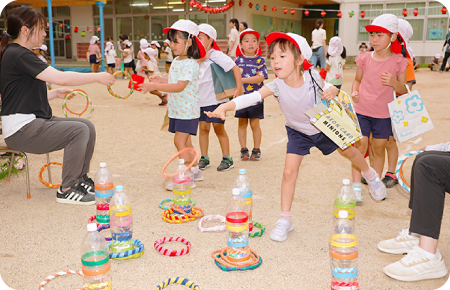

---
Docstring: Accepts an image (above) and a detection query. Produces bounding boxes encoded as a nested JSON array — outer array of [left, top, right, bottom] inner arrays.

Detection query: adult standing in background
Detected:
[[310, 19, 327, 69], [440, 27, 450, 73], [228, 18, 240, 59], [118, 34, 137, 74], [239, 22, 248, 32]]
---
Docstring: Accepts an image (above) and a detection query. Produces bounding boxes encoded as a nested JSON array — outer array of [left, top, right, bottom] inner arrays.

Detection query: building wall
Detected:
[[70, 5, 95, 61]]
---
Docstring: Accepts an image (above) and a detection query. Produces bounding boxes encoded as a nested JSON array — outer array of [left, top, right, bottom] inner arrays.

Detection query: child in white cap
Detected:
[[141, 47, 167, 106], [88, 35, 101, 73], [163, 39, 173, 73], [350, 14, 409, 203], [140, 20, 206, 190], [429, 54, 441, 71], [150, 40, 161, 62], [325, 36, 346, 90], [105, 42, 117, 75], [122, 39, 133, 78], [136, 38, 150, 75], [206, 32, 386, 242], [196, 23, 242, 172]]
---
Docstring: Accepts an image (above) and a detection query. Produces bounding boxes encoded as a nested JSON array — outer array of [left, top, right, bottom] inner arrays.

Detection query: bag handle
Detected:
[[393, 83, 411, 100]]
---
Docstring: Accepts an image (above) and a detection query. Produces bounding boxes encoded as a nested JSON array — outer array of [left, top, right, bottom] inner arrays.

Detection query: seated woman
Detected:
[[0, 7, 115, 205], [378, 142, 450, 281]]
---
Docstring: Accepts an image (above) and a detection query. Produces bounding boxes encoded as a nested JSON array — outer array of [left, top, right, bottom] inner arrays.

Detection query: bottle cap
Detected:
[[116, 185, 123, 191], [239, 169, 246, 174], [100, 162, 106, 168], [87, 223, 97, 231], [338, 210, 349, 219], [178, 159, 185, 164], [232, 188, 240, 196], [342, 179, 350, 185]]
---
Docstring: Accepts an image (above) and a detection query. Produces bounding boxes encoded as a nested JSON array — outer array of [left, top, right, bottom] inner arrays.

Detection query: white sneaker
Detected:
[[269, 218, 294, 242], [377, 229, 419, 254], [353, 187, 363, 203], [191, 169, 203, 182], [383, 246, 448, 281], [362, 168, 387, 200], [165, 180, 196, 191]]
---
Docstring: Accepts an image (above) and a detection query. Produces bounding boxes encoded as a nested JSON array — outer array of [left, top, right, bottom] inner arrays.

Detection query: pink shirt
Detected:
[[137, 50, 148, 67], [354, 52, 409, 118], [88, 44, 100, 56]]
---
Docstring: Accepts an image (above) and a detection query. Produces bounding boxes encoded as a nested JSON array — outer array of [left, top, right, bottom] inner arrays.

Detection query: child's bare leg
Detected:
[[368, 133, 374, 167], [371, 138, 388, 176], [238, 118, 248, 149], [185, 135, 198, 167], [199, 121, 210, 156], [351, 137, 369, 183], [281, 154, 304, 212], [386, 136, 398, 173], [212, 123, 230, 156], [249, 118, 262, 149], [165, 63, 170, 73], [91, 63, 95, 73], [174, 132, 197, 166]]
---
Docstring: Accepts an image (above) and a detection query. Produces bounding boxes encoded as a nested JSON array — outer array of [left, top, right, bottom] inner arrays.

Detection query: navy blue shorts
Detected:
[[199, 104, 225, 124], [357, 113, 392, 139], [235, 102, 264, 119], [286, 126, 338, 156], [89, 55, 99, 64], [107, 63, 115, 68], [166, 61, 172, 65], [123, 61, 133, 68], [168, 118, 199, 136]]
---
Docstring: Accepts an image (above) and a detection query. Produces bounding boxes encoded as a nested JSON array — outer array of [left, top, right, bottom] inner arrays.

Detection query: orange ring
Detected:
[[160, 148, 199, 180], [39, 162, 62, 189], [82, 262, 110, 276], [64, 89, 89, 117], [330, 249, 358, 260], [400, 158, 410, 189]]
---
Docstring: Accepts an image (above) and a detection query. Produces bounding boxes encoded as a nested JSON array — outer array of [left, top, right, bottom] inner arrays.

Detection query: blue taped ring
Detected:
[[332, 267, 358, 279], [112, 231, 132, 242], [95, 189, 114, 198], [240, 189, 252, 198], [227, 240, 249, 248], [108, 239, 144, 259]]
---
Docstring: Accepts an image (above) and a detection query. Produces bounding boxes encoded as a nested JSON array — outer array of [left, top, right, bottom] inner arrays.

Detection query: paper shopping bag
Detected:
[[305, 90, 362, 150], [210, 63, 238, 100], [161, 109, 169, 132], [388, 86, 433, 143]]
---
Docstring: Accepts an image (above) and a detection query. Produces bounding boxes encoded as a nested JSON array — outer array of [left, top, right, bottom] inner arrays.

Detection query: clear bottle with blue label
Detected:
[[109, 185, 133, 253], [233, 169, 253, 231]]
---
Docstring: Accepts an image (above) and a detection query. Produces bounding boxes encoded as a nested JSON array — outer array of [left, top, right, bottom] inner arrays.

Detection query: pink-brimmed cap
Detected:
[[163, 19, 206, 58], [365, 14, 398, 33], [198, 24, 221, 51], [266, 32, 313, 70]]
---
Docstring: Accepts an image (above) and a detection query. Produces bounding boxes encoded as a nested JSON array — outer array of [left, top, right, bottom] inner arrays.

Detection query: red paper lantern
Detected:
[[321, 10, 326, 17], [290, 8, 295, 15], [283, 7, 287, 14], [65, 34, 70, 39], [337, 10, 342, 18], [87, 26, 89, 30], [239, 0, 242, 5], [304, 9, 310, 16], [413, 8, 419, 16], [74, 26, 79, 33], [272, 6, 276, 12], [189, 0, 195, 6], [263, 5, 267, 11], [402, 9, 408, 17], [442, 6, 447, 14], [60, 23, 63, 28], [360, 10, 365, 18], [248, 2, 252, 8]]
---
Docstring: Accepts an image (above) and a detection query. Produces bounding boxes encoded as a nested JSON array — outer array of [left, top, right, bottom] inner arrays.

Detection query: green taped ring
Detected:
[[334, 198, 356, 209], [249, 221, 266, 238], [81, 251, 109, 267], [159, 198, 195, 210]]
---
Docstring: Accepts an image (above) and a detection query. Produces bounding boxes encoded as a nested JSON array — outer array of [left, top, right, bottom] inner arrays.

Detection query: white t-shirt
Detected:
[[199, 49, 236, 107], [165, 47, 173, 62], [311, 28, 326, 49], [325, 56, 345, 86], [106, 49, 117, 64], [228, 28, 239, 57], [123, 48, 133, 63]]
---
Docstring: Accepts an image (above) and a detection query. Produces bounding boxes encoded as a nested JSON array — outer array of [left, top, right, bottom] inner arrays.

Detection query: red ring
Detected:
[[226, 212, 249, 223]]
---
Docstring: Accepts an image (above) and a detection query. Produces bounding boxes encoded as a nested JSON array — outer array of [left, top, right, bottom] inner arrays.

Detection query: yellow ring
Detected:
[[110, 205, 132, 217], [330, 234, 358, 247], [226, 223, 249, 232]]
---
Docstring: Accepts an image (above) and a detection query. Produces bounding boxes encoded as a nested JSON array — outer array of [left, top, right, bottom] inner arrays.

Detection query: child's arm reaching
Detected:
[[139, 80, 188, 94], [351, 67, 363, 103], [149, 76, 168, 83], [381, 70, 407, 94]]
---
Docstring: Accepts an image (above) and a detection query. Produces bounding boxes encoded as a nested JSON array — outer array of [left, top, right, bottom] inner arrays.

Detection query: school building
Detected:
[[3, 0, 449, 64]]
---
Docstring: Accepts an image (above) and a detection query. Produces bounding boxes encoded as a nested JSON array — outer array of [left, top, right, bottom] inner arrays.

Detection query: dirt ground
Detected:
[[1, 68, 450, 290]]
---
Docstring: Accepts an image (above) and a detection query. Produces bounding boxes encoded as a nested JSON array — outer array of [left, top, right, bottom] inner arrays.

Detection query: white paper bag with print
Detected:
[[388, 86, 433, 143]]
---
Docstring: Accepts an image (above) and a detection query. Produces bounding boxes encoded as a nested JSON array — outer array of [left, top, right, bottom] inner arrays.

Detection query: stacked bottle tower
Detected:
[[233, 169, 253, 231], [173, 159, 192, 215], [109, 185, 133, 253], [94, 163, 114, 226]]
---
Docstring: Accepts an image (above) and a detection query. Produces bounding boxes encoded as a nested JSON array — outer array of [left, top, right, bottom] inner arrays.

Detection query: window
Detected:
[[386, 3, 404, 16], [408, 19, 424, 41], [188, 13, 207, 25], [208, 13, 227, 39], [169, 15, 186, 27], [151, 0, 168, 13], [427, 18, 449, 40], [132, 0, 150, 14], [94, 2, 113, 15], [116, 17, 132, 41], [133, 17, 150, 41], [151, 16, 168, 40], [116, 0, 132, 14], [168, 0, 185, 12], [94, 18, 114, 41], [370, 4, 383, 17], [428, 1, 446, 16], [358, 20, 370, 42], [405, 2, 426, 17]]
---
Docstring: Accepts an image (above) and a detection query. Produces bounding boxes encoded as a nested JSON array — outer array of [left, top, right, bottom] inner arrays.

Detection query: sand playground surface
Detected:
[[1, 68, 450, 290]]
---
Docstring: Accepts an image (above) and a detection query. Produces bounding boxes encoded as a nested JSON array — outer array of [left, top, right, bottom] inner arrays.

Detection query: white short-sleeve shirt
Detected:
[[311, 28, 326, 49]]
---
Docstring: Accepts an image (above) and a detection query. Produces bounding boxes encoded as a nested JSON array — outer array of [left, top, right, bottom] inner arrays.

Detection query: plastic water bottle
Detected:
[[94, 163, 114, 226], [109, 185, 133, 253], [334, 179, 356, 221], [233, 169, 253, 232], [173, 159, 191, 215], [81, 223, 112, 290], [226, 188, 250, 264], [330, 210, 359, 290]]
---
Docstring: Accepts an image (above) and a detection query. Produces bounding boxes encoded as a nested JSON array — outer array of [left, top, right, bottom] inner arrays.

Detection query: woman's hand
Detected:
[[55, 88, 73, 99], [97, 72, 116, 86], [351, 91, 359, 103], [205, 105, 226, 120], [321, 86, 339, 101]]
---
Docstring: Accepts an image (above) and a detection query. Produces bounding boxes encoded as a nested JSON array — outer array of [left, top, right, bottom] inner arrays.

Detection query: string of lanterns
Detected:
[[186, 0, 234, 13]]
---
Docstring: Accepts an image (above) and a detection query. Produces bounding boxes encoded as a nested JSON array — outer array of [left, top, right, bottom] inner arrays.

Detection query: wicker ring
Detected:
[[156, 277, 199, 290], [161, 207, 204, 223], [108, 239, 144, 260], [249, 221, 266, 238], [61, 89, 94, 119], [395, 150, 423, 192], [154, 237, 191, 256], [38, 270, 83, 290], [159, 198, 195, 210], [107, 71, 134, 99], [212, 248, 262, 271], [198, 215, 226, 232], [39, 162, 62, 189]]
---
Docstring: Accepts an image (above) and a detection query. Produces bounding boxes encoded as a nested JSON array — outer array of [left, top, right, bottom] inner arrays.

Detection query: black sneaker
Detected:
[[361, 176, 368, 185], [240, 148, 250, 161], [80, 174, 95, 195], [217, 157, 235, 172], [56, 183, 95, 205], [251, 148, 261, 160], [198, 156, 210, 170], [382, 173, 399, 188]]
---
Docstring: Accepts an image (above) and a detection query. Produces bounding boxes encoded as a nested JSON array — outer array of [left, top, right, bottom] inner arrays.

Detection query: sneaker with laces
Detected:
[[56, 183, 95, 205], [361, 176, 367, 185], [382, 172, 398, 188], [240, 148, 250, 161], [217, 157, 234, 172], [270, 218, 294, 242], [362, 168, 387, 200], [251, 148, 261, 160], [378, 229, 419, 254], [191, 169, 203, 182], [79, 174, 95, 195], [198, 157, 210, 170], [353, 187, 363, 203], [383, 246, 448, 281]]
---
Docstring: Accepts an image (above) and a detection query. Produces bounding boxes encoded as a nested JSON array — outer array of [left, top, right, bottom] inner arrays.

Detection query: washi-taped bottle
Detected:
[[94, 163, 114, 226], [81, 223, 112, 290], [330, 210, 359, 290], [233, 169, 253, 232], [226, 188, 250, 264], [334, 179, 356, 221], [173, 159, 191, 215], [110, 185, 133, 253]]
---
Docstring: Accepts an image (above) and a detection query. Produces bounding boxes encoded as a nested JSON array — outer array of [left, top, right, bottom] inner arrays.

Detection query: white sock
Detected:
[[191, 166, 199, 174], [416, 246, 438, 260]]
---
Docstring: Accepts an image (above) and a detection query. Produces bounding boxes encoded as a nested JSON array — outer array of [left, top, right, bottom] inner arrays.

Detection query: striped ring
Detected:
[[156, 277, 199, 290], [395, 150, 422, 192], [108, 239, 144, 259], [159, 198, 195, 210], [38, 270, 83, 290], [198, 215, 226, 232], [107, 71, 134, 99], [61, 89, 94, 119], [249, 221, 266, 238], [154, 237, 191, 256]]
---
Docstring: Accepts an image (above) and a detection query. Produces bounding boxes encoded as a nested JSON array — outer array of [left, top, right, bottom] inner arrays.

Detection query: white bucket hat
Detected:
[[140, 38, 149, 51], [90, 36, 99, 44], [144, 47, 157, 64], [163, 39, 170, 45], [435, 53, 441, 59], [398, 19, 414, 59], [365, 14, 398, 34], [328, 36, 344, 57], [163, 19, 206, 58], [123, 39, 132, 47], [198, 24, 221, 51], [151, 40, 161, 48], [266, 32, 313, 69], [105, 42, 113, 51]]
